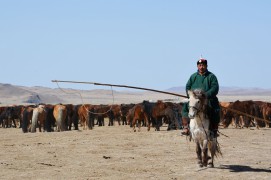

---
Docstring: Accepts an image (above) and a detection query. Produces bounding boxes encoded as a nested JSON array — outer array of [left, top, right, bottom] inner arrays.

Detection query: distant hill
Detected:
[[0, 83, 271, 105], [0, 83, 62, 105]]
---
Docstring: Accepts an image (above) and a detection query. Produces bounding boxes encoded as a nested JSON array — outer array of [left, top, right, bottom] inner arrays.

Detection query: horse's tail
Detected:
[[209, 138, 223, 158], [56, 106, 67, 131], [31, 108, 39, 133], [22, 109, 28, 133], [56, 107, 63, 131]]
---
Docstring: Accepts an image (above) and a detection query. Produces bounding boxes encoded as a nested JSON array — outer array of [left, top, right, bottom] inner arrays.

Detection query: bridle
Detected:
[[189, 99, 203, 117], [189, 98, 210, 139]]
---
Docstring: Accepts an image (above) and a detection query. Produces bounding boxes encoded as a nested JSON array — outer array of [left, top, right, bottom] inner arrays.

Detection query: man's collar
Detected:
[[197, 69, 209, 76]]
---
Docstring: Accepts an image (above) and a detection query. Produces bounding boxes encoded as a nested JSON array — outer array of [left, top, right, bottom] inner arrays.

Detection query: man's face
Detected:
[[197, 63, 207, 74]]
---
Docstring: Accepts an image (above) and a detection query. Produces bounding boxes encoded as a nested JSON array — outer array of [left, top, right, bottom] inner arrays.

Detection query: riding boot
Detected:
[[210, 122, 219, 138], [181, 117, 190, 136]]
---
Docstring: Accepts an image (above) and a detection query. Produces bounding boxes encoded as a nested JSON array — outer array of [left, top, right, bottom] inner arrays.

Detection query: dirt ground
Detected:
[[1, 122, 270, 180]]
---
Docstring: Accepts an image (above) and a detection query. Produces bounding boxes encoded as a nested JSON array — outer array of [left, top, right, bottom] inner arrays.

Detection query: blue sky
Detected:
[[1, 0, 271, 91]]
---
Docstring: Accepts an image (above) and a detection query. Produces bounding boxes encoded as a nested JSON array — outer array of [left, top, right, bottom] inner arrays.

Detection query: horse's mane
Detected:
[[192, 89, 206, 99], [191, 89, 208, 114]]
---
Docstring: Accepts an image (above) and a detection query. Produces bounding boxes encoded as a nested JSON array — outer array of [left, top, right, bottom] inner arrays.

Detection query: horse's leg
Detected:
[[27, 119, 31, 132], [154, 118, 160, 131], [234, 116, 240, 128], [254, 118, 259, 129], [132, 118, 136, 132], [243, 117, 250, 128], [263, 113, 268, 128], [157, 117, 162, 131], [207, 140, 215, 168], [123, 117, 127, 125], [38, 120, 42, 132], [82, 118, 86, 130], [196, 142, 203, 167], [12, 119, 17, 128], [266, 115, 271, 128], [118, 117, 121, 126], [138, 119, 141, 132], [202, 140, 208, 167], [144, 113, 150, 131]]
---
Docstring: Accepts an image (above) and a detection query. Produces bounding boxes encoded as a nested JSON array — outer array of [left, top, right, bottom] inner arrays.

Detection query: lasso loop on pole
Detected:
[[54, 81, 115, 115]]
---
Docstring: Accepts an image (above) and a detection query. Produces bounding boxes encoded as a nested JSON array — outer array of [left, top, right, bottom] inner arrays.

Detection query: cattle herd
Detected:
[[0, 100, 270, 133]]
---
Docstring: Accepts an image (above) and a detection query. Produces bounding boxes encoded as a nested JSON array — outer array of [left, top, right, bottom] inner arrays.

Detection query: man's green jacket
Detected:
[[182, 70, 220, 123]]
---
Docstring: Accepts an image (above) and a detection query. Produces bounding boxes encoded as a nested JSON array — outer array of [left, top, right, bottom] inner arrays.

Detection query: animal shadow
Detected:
[[219, 165, 271, 173]]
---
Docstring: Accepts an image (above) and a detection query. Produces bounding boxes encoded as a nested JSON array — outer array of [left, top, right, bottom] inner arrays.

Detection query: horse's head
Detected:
[[186, 89, 207, 119], [156, 100, 167, 110]]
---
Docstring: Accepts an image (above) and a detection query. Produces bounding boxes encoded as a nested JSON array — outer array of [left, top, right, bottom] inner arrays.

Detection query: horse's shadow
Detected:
[[218, 164, 271, 173]]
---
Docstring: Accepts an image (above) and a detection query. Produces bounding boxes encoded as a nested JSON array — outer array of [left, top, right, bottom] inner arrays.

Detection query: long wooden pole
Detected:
[[52, 80, 270, 123], [220, 106, 269, 123], [51, 80, 188, 98]]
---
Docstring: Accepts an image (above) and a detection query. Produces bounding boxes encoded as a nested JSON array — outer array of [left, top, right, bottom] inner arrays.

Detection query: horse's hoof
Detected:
[[198, 163, 203, 168], [207, 163, 214, 168]]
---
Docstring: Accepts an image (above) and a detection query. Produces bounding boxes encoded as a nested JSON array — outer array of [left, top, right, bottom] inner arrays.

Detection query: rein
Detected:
[[198, 111, 210, 140]]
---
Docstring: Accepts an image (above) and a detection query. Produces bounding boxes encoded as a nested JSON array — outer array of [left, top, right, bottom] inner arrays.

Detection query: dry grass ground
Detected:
[[0, 120, 270, 180], [1, 84, 271, 179]]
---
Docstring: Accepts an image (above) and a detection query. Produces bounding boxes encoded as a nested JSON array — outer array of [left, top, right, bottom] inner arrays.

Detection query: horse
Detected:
[[142, 100, 167, 131], [0, 106, 20, 128], [69, 104, 80, 130], [31, 104, 47, 133], [157, 102, 181, 131], [94, 105, 110, 127], [184, 89, 222, 168], [129, 104, 150, 132], [64, 104, 75, 130], [43, 104, 56, 132], [53, 104, 67, 131], [120, 103, 135, 125], [21, 105, 34, 133], [151, 100, 168, 131], [108, 104, 122, 126], [261, 102, 271, 128], [78, 104, 95, 130], [221, 100, 264, 129]]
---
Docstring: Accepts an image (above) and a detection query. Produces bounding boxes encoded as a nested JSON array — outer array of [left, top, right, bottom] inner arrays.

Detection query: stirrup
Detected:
[[210, 130, 219, 138]]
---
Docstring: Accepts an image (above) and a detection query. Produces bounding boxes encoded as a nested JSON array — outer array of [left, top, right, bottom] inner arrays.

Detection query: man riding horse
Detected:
[[181, 57, 220, 137]]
